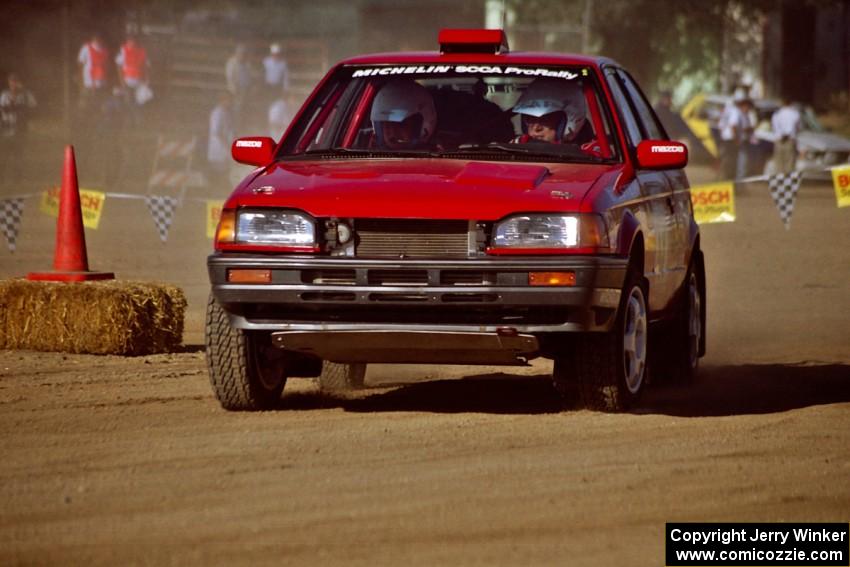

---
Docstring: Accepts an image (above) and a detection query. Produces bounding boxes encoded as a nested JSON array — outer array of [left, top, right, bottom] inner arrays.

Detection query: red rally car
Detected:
[[205, 29, 706, 412]]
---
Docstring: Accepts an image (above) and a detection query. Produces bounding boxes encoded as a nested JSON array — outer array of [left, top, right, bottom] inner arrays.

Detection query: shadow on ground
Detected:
[[278, 363, 850, 416], [640, 363, 850, 417], [283, 373, 563, 415]]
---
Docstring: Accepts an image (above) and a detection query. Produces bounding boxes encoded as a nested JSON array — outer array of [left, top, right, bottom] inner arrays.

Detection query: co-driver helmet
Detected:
[[513, 78, 587, 141]]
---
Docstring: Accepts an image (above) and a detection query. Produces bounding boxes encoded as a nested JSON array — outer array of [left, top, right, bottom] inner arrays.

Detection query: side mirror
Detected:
[[636, 140, 688, 170], [231, 137, 276, 166]]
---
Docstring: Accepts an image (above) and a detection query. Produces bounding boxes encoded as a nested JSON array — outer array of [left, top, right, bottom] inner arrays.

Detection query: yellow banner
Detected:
[[206, 200, 224, 239], [831, 165, 850, 208], [39, 187, 106, 229], [690, 182, 735, 224]]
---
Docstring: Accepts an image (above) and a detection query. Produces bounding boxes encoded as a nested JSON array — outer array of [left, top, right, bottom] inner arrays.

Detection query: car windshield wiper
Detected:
[[445, 142, 605, 163]]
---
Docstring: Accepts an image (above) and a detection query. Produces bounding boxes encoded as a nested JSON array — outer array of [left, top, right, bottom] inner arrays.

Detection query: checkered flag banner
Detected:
[[145, 195, 178, 242], [0, 198, 24, 253], [767, 171, 803, 229]]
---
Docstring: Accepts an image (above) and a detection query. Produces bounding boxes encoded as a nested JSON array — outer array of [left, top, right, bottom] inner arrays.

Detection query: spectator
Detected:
[[717, 92, 752, 180], [76, 33, 110, 163], [736, 97, 756, 179], [225, 44, 252, 128], [207, 92, 235, 192], [268, 89, 297, 139], [771, 96, 801, 175], [115, 32, 152, 123], [0, 73, 37, 188], [262, 43, 290, 100], [77, 33, 110, 113]]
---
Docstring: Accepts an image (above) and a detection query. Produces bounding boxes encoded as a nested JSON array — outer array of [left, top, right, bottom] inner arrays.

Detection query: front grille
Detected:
[[302, 269, 356, 285], [355, 219, 469, 258], [368, 269, 428, 286], [440, 270, 494, 286]]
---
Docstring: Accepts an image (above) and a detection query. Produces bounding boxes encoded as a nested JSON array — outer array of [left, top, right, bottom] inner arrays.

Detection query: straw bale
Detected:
[[0, 279, 186, 355]]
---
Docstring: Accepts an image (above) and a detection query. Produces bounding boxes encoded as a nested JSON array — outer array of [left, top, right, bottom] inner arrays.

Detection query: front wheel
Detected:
[[205, 295, 287, 410], [670, 261, 704, 382], [555, 272, 649, 412]]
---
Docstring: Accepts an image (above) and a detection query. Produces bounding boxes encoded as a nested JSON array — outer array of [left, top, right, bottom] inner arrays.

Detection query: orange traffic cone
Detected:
[[27, 146, 114, 282]]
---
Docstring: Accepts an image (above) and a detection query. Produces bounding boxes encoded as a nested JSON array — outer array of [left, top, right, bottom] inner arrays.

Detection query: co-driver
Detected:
[[511, 78, 599, 155]]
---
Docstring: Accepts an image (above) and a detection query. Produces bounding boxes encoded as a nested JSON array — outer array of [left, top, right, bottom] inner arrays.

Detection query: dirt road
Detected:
[[1, 171, 849, 565]]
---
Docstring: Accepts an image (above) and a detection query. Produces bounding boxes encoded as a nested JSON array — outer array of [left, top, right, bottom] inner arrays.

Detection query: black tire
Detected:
[[555, 270, 649, 412], [205, 294, 287, 410], [668, 259, 703, 383], [317, 361, 367, 392]]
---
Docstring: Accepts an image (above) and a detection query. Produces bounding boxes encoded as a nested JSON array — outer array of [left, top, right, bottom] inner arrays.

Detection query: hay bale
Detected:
[[0, 279, 186, 355]]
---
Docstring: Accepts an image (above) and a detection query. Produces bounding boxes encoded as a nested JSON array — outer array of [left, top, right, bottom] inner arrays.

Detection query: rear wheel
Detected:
[[317, 361, 367, 392], [554, 270, 648, 412], [205, 295, 287, 410]]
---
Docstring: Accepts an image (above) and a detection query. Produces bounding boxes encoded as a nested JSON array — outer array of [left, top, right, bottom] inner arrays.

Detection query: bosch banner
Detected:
[[690, 183, 736, 224], [832, 165, 850, 208], [40, 186, 106, 230]]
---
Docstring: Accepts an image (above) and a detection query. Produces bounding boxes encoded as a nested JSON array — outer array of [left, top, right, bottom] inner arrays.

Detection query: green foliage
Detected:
[[506, 0, 775, 102]]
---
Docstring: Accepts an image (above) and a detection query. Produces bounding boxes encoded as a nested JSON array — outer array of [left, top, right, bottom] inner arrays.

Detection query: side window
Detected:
[[617, 70, 666, 140], [283, 78, 356, 154], [605, 70, 643, 148]]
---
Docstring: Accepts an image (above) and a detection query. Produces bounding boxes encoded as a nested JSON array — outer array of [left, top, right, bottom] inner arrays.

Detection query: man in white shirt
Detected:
[[262, 43, 290, 114], [263, 43, 290, 93], [77, 34, 109, 91], [771, 97, 801, 175], [718, 93, 754, 180], [718, 98, 743, 180]]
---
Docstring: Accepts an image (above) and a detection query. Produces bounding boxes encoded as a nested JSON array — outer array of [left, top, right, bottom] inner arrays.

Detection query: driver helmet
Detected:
[[513, 78, 587, 141], [370, 79, 437, 148]]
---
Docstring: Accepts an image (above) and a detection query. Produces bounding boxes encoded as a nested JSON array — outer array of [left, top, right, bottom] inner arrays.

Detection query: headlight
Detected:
[[235, 209, 316, 246], [491, 214, 609, 251]]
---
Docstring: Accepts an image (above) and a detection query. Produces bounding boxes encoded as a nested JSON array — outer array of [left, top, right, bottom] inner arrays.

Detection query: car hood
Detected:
[[797, 131, 850, 153], [229, 158, 616, 220]]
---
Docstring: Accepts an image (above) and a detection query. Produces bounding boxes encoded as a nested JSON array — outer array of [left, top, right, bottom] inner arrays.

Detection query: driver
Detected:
[[512, 78, 594, 146], [370, 79, 437, 149]]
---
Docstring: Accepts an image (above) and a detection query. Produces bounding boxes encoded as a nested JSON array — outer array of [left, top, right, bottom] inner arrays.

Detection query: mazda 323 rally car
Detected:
[[206, 29, 706, 412]]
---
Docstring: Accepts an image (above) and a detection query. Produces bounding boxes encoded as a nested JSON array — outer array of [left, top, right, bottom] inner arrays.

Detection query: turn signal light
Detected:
[[227, 269, 272, 284], [528, 271, 576, 286], [216, 210, 236, 244]]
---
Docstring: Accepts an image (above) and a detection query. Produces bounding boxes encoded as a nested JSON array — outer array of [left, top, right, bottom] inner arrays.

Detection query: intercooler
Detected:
[[354, 219, 471, 258]]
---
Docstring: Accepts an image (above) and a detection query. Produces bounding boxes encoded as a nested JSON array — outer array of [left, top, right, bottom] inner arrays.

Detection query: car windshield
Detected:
[[278, 64, 621, 164]]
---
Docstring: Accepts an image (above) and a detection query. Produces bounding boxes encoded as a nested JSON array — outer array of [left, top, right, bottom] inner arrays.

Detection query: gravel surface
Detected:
[[1, 169, 848, 565]]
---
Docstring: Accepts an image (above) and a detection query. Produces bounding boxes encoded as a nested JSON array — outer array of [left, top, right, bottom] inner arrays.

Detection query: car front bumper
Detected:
[[208, 254, 629, 363]]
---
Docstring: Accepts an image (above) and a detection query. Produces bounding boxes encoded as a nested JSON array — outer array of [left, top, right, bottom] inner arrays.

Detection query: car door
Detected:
[[616, 69, 691, 290], [604, 68, 679, 313]]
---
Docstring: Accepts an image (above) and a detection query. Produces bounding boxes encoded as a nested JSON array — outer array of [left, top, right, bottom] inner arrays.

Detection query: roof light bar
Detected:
[[438, 29, 509, 54]]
